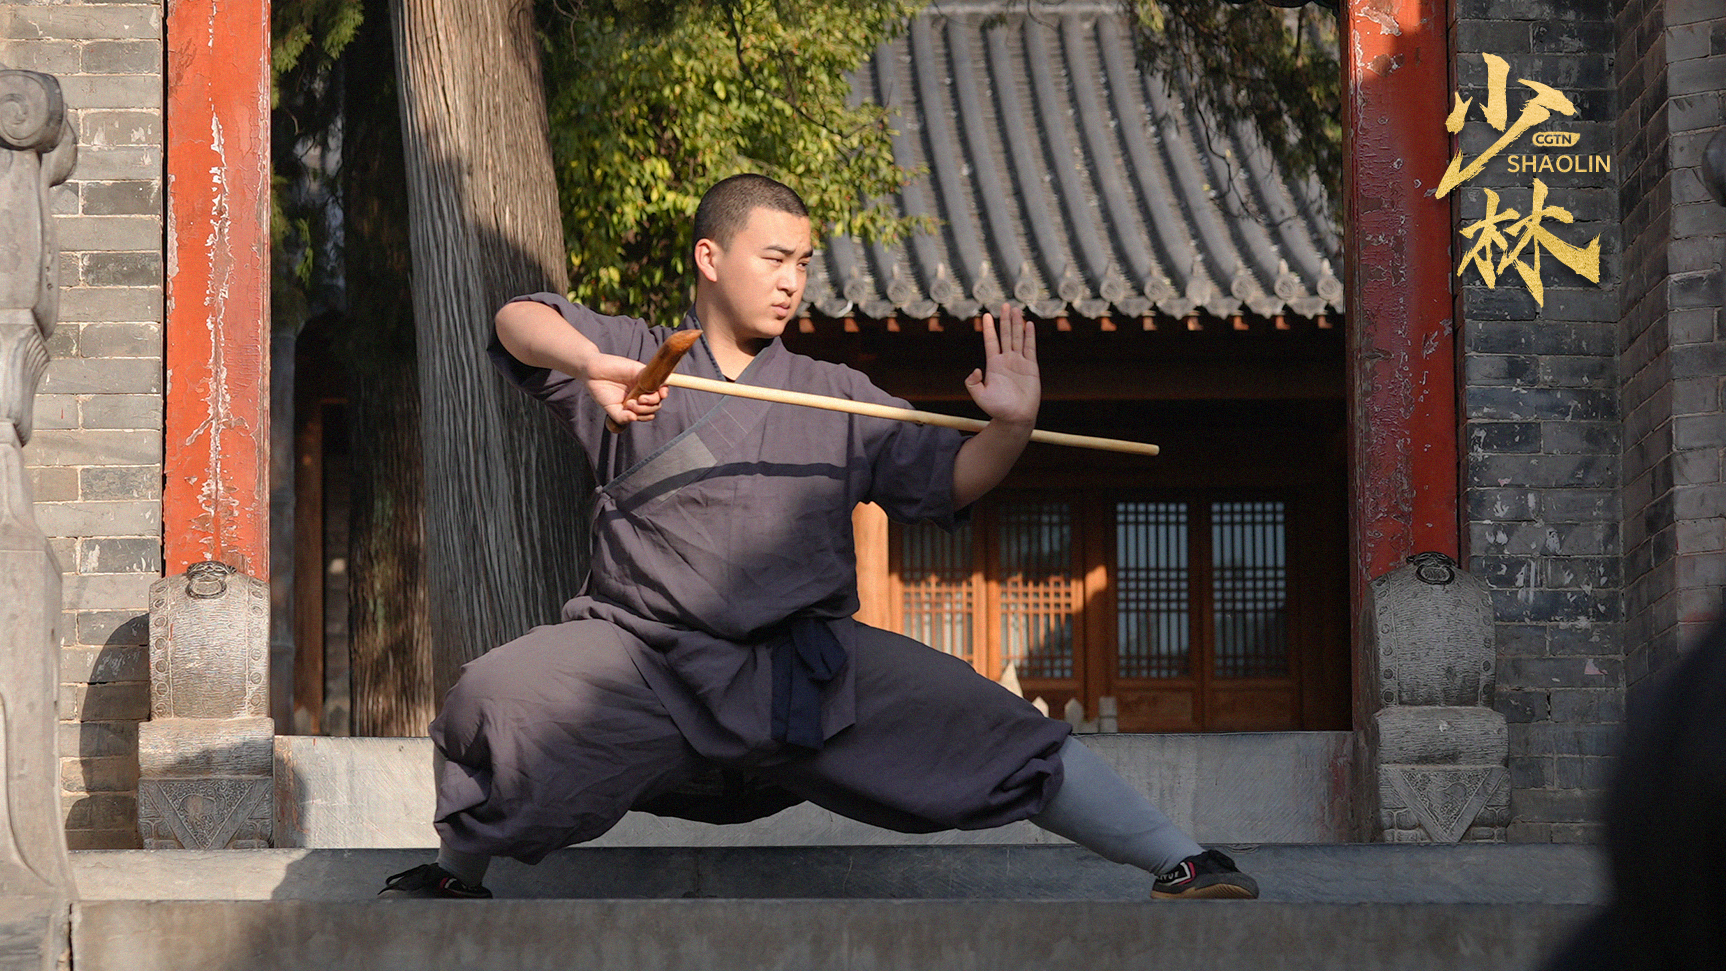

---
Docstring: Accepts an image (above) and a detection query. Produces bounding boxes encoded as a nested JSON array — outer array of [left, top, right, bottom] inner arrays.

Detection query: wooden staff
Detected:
[[617, 330, 1160, 457], [663, 373, 1159, 456], [605, 330, 702, 432]]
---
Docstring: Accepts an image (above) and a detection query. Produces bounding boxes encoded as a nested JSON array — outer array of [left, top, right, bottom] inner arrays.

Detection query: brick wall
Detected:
[[1617, 0, 1725, 696], [1617, 0, 1675, 695], [1454, 0, 1624, 843], [1629, 0, 1726, 696], [2, 0, 164, 850]]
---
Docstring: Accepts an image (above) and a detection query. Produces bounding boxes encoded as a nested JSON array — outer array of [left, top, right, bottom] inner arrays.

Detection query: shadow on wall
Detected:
[[63, 613, 150, 850]]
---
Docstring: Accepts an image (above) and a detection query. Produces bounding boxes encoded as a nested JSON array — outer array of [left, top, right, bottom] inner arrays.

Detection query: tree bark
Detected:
[[338, 0, 436, 736], [346, 365, 435, 734], [389, 0, 591, 696]]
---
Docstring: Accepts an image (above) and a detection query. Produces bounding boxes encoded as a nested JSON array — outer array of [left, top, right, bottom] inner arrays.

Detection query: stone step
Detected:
[[73, 843, 1605, 903], [72, 898, 1594, 971], [69, 843, 1602, 971], [68, 844, 1603, 971], [274, 731, 1356, 847]]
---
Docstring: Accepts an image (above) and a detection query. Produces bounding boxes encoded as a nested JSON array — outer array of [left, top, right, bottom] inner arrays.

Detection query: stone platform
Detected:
[[66, 843, 1604, 971], [274, 731, 1357, 847]]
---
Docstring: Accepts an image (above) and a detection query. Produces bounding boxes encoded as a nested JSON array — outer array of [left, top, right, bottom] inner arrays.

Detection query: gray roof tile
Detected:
[[805, 0, 1343, 324]]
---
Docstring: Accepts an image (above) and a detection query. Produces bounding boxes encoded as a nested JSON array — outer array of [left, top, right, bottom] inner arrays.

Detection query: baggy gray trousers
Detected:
[[431, 618, 1073, 863]]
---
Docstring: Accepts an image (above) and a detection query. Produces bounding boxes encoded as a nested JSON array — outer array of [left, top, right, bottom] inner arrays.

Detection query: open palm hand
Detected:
[[964, 304, 1039, 425]]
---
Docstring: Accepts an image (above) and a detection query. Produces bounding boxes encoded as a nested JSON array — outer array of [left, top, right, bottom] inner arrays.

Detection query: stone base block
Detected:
[[138, 717, 274, 777], [138, 777, 272, 850], [1377, 764, 1510, 843], [137, 717, 274, 849], [1372, 706, 1507, 765]]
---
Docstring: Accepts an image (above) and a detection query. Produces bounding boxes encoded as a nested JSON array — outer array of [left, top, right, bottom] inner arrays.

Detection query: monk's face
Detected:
[[698, 206, 813, 344]]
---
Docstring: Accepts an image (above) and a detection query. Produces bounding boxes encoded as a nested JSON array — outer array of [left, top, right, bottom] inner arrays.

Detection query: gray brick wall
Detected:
[[1658, 0, 1726, 669], [1454, 0, 1624, 843], [1617, 0, 1726, 697], [3, 0, 163, 850]]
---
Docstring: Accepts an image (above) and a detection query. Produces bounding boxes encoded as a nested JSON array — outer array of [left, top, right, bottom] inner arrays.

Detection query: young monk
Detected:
[[380, 174, 1257, 900]]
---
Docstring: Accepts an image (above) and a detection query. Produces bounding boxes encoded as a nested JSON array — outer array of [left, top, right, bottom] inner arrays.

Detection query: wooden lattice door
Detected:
[[889, 489, 1337, 732]]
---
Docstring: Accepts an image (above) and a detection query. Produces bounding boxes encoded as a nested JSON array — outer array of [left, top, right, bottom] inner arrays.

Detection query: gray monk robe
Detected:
[[431, 293, 1071, 862]]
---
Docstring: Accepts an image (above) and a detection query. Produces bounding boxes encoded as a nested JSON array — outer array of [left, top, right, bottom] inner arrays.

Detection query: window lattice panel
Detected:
[[1114, 501, 1191, 678], [898, 521, 975, 662], [1211, 501, 1289, 678], [997, 501, 1076, 679]]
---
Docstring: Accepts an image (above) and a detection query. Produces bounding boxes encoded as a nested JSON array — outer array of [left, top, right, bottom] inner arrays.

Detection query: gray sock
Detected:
[[1030, 735, 1204, 874], [436, 843, 492, 887]]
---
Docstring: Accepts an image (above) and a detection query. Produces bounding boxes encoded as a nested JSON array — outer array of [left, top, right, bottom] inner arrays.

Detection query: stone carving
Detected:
[[138, 561, 275, 849], [139, 777, 273, 850], [1362, 553, 1510, 842], [1, 64, 78, 971], [1382, 764, 1508, 844]]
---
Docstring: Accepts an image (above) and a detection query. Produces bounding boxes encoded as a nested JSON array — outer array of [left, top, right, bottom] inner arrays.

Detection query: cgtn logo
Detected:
[[1531, 131, 1580, 148]]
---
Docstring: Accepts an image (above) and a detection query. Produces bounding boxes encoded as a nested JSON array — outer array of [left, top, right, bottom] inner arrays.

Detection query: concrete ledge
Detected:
[[71, 843, 1607, 904], [71, 898, 1595, 971], [274, 732, 1355, 847]]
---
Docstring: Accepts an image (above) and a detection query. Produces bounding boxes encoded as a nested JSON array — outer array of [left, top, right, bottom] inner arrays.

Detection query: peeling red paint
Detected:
[[1344, 0, 1459, 630], [1362, 0, 1402, 37], [164, 0, 271, 579]]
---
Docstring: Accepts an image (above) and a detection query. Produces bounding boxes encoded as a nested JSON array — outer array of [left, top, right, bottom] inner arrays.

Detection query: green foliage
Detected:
[[1126, 0, 1342, 217], [542, 0, 931, 320], [271, 0, 364, 333], [272, 0, 364, 107]]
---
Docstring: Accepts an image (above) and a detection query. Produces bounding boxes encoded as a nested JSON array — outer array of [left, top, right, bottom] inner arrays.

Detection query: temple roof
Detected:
[[804, 0, 1344, 324]]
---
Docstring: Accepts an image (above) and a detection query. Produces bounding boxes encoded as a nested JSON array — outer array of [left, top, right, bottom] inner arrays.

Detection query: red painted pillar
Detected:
[[163, 0, 272, 578], [1343, 0, 1460, 612]]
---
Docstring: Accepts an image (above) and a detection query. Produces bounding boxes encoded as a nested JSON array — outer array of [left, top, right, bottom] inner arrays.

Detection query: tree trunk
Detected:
[[346, 365, 435, 734], [389, 0, 591, 696], [339, 0, 436, 736]]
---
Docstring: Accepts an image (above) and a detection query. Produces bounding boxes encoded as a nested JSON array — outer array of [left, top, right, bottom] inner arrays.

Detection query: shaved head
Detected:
[[694, 174, 809, 250]]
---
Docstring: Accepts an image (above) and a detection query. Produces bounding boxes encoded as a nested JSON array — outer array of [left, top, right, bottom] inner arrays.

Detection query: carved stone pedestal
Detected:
[[138, 562, 274, 849], [1363, 553, 1510, 843]]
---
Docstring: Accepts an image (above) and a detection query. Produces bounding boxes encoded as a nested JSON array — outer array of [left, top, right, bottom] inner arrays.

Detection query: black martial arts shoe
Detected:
[[1151, 849, 1259, 900], [377, 863, 494, 899]]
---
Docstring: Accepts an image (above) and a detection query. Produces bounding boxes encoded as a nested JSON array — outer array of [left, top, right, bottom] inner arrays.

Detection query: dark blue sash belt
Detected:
[[770, 618, 848, 750]]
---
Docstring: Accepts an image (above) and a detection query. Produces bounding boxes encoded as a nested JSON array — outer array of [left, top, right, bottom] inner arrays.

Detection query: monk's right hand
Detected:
[[586, 352, 668, 425]]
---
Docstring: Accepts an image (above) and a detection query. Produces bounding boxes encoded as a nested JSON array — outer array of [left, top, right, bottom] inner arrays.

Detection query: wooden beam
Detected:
[[164, 0, 271, 578]]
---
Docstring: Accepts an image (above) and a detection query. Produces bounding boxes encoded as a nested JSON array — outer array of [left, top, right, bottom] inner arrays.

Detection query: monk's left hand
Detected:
[[964, 303, 1039, 425]]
